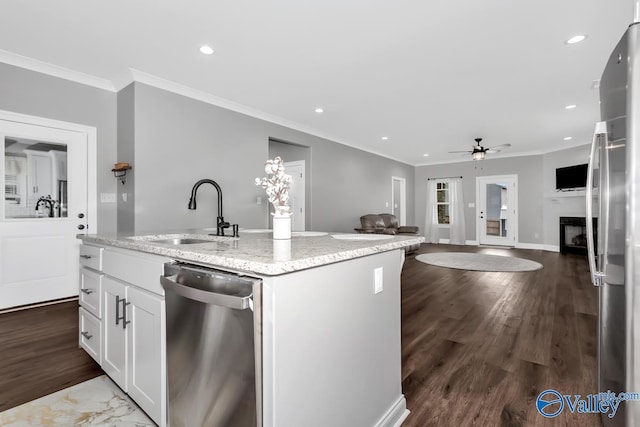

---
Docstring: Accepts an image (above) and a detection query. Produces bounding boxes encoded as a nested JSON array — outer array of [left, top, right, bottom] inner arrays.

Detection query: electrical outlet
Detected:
[[374, 267, 383, 294], [100, 193, 116, 203], [385, 202, 389, 208]]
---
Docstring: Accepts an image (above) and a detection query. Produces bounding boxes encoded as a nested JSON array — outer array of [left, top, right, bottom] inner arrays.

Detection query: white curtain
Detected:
[[449, 178, 466, 244], [424, 180, 440, 243]]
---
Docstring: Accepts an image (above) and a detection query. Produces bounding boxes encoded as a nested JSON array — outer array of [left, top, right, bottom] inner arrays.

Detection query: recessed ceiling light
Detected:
[[199, 45, 215, 55], [314, 107, 324, 113], [423, 153, 430, 157], [381, 136, 389, 140], [564, 137, 573, 141], [565, 34, 587, 45], [565, 104, 577, 109]]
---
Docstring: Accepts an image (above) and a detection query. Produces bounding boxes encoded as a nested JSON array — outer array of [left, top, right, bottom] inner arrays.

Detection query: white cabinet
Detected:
[[102, 276, 166, 423], [102, 277, 128, 390], [25, 150, 53, 199], [79, 306, 102, 364], [79, 244, 167, 427], [127, 286, 165, 419]]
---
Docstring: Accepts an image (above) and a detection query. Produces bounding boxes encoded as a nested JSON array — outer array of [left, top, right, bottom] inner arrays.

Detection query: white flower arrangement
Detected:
[[255, 157, 293, 216]]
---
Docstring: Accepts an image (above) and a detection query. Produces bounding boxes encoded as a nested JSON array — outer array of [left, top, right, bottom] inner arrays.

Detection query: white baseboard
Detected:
[[376, 395, 409, 427], [515, 242, 560, 252], [515, 242, 545, 250], [434, 239, 559, 252], [437, 239, 478, 245]]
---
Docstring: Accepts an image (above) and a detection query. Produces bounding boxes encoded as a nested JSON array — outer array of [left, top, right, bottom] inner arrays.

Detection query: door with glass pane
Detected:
[[0, 119, 88, 310], [477, 175, 517, 246]]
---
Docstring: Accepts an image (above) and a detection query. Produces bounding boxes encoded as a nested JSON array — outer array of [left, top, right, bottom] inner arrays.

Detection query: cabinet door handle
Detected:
[[115, 295, 131, 329], [81, 331, 93, 340], [80, 254, 92, 259], [122, 299, 131, 330], [115, 295, 121, 325], [80, 288, 94, 295]]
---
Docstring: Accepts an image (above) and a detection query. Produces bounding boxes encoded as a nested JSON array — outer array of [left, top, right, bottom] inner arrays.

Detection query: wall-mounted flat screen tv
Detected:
[[556, 164, 588, 190]]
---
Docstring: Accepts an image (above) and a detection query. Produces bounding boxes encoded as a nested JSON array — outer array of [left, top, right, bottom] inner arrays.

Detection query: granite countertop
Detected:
[[79, 229, 424, 276]]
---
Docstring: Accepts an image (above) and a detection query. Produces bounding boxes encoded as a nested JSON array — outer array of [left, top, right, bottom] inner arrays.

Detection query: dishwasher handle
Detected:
[[161, 275, 252, 310]]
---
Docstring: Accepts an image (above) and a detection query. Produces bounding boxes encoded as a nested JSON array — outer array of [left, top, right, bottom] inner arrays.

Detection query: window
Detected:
[[436, 181, 450, 224]]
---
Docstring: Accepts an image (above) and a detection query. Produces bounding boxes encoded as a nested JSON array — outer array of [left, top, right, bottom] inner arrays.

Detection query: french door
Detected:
[[0, 114, 91, 310], [477, 175, 518, 246]]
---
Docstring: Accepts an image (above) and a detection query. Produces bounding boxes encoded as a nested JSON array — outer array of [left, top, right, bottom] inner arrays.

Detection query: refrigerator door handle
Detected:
[[586, 122, 606, 286]]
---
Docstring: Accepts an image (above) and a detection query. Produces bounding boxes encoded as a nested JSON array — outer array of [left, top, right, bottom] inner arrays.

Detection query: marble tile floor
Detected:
[[0, 375, 154, 426]]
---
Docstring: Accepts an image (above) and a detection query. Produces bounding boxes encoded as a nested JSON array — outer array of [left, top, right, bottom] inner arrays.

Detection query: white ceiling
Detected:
[[0, 1, 633, 165]]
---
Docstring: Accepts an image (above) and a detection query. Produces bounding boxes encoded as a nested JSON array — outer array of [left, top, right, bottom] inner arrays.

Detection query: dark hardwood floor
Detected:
[[401, 244, 601, 427], [0, 300, 102, 412]]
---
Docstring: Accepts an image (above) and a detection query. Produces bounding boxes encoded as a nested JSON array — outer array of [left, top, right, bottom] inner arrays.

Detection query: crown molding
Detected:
[[127, 68, 414, 166], [0, 49, 115, 92]]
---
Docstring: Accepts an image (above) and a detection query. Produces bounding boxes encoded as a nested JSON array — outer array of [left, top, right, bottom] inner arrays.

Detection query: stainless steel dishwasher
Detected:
[[161, 262, 262, 427]]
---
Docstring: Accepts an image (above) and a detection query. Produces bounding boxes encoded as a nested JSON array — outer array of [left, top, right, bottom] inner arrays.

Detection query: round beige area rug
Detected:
[[415, 252, 543, 272]]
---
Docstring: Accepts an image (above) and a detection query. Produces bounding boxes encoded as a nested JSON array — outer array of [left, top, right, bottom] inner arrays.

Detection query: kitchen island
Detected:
[[77, 230, 423, 427]]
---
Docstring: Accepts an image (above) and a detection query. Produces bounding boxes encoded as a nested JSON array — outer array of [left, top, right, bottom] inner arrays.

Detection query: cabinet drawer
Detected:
[[80, 244, 103, 271], [79, 307, 102, 365], [80, 267, 103, 318], [103, 248, 166, 296]]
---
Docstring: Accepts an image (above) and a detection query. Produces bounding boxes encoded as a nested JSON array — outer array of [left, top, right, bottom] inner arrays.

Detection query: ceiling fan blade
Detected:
[[487, 143, 511, 150], [448, 150, 472, 154], [485, 149, 502, 153]]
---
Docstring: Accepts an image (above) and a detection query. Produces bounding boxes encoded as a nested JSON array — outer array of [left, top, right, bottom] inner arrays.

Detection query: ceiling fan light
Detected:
[[472, 151, 485, 161]]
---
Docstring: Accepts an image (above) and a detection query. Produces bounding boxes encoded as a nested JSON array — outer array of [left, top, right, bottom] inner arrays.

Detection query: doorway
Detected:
[[476, 175, 517, 246], [391, 176, 406, 225], [0, 111, 96, 310], [284, 160, 305, 231]]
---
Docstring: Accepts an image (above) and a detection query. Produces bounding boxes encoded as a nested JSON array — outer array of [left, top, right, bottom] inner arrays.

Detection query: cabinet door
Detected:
[[102, 276, 128, 391], [127, 286, 166, 427], [27, 152, 53, 199]]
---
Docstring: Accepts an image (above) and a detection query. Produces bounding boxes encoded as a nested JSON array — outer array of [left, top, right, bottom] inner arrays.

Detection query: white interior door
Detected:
[[477, 175, 517, 246], [284, 161, 305, 231], [391, 176, 406, 225], [0, 119, 88, 310]]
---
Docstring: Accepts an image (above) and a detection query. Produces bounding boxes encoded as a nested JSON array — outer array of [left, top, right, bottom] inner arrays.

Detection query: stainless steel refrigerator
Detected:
[[587, 7, 640, 426]]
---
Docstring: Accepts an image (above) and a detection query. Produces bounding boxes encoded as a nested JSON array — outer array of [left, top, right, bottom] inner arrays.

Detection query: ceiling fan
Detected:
[[448, 138, 511, 160]]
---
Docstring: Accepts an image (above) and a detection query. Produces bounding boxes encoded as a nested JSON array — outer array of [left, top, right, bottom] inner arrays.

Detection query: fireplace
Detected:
[[559, 216, 597, 255]]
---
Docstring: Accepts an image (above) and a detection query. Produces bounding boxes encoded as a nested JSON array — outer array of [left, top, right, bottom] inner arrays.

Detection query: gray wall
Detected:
[[128, 83, 415, 233], [415, 155, 544, 244], [0, 63, 118, 233], [415, 145, 591, 247], [117, 84, 135, 234]]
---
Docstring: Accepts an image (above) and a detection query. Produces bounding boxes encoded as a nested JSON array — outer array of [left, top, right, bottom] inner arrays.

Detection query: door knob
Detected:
[[77, 224, 85, 230], [78, 213, 85, 219]]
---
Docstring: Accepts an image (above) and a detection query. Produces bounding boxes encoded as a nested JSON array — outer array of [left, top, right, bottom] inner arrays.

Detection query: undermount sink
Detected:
[[331, 234, 394, 241], [150, 238, 212, 245]]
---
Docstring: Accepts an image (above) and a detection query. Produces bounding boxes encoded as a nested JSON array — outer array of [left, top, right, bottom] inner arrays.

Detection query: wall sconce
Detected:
[[112, 162, 132, 185]]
